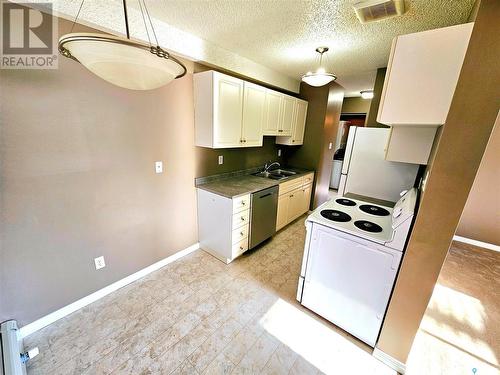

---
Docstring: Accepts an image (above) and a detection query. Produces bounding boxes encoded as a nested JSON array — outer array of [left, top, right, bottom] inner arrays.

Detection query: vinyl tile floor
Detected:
[[24, 217, 499, 375]]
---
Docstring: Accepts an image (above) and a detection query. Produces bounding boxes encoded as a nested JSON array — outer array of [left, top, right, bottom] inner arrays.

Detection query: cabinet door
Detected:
[[291, 99, 308, 145], [300, 183, 312, 214], [263, 90, 282, 135], [213, 73, 244, 148], [276, 194, 290, 231], [279, 95, 295, 136], [287, 188, 304, 222], [377, 23, 473, 125], [241, 82, 265, 147]]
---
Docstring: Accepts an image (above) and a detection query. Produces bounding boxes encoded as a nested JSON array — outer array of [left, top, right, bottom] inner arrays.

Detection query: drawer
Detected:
[[279, 177, 303, 196], [232, 224, 249, 244], [232, 238, 248, 258], [232, 209, 250, 229], [233, 194, 250, 214], [302, 173, 314, 186]]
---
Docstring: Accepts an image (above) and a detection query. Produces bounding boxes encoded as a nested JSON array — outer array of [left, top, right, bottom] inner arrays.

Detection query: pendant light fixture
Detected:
[[59, 0, 186, 90], [301, 47, 337, 87], [360, 90, 374, 99]]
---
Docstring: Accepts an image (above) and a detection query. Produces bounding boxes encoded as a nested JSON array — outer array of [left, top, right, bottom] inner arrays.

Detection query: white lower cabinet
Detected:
[[276, 173, 314, 231], [197, 189, 250, 263]]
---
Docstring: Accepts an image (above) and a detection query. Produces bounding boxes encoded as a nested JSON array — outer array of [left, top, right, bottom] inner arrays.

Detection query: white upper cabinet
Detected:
[[241, 82, 266, 147], [214, 74, 244, 147], [279, 95, 295, 136], [276, 98, 308, 146], [377, 23, 473, 126], [195, 71, 244, 148], [194, 70, 308, 149], [263, 90, 282, 135]]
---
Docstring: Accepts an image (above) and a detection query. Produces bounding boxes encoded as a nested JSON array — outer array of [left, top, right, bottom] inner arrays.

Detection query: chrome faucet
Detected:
[[264, 161, 280, 172]]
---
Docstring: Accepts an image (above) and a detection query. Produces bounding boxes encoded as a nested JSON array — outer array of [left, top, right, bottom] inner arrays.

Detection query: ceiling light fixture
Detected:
[[58, 0, 186, 90], [301, 47, 337, 87], [360, 90, 374, 99]]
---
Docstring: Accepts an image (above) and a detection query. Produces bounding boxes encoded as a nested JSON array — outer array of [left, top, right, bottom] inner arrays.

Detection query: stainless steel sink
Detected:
[[253, 169, 297, 180]]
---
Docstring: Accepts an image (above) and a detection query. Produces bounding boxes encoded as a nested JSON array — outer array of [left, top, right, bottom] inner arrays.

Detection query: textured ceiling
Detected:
[[130, 0, 475, 96], [30, 0, 475, 95]]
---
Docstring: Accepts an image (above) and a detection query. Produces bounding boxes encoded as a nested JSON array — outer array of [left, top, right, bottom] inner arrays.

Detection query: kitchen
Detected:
[[1, 1, 499, 375]]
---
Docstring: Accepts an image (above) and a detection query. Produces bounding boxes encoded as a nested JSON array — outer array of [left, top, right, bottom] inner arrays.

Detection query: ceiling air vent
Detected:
[[353, 0, 406, 24]]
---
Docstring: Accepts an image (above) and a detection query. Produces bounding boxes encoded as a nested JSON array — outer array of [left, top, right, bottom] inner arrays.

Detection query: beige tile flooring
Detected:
[[24, 217, 499, 375]]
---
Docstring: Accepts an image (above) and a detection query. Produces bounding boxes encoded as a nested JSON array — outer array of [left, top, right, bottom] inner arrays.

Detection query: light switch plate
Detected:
[[94, 256, 105, 270], [278, 149, 282, 157], [155, 161, 163, 174], [328, 142, 333, 150], [218, 155, 224, 165]]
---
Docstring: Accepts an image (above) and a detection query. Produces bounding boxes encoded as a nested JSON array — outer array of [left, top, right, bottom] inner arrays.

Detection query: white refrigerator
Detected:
[[338, 127, 419, 202]]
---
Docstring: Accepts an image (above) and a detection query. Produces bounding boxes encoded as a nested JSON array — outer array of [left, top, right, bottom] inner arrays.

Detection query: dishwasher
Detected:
[[249, 185, 279, 249]]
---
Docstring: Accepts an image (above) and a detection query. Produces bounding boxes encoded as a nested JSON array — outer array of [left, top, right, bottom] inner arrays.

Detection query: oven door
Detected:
[[301, 223, 402, 347]]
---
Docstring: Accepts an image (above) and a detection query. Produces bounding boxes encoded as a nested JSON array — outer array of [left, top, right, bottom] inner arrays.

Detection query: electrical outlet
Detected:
[[155, 161, 163, 174], [94, 256, 106, 270], [278, 149, 282, 157], [218, 155, 224, 165]]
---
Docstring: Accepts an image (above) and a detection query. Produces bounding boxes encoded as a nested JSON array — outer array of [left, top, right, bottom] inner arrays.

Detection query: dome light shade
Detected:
[[59, 33, 186, 90], [360, 90, 374, 99], [301, 47, 337, 87], [301, 71, 336, 87]]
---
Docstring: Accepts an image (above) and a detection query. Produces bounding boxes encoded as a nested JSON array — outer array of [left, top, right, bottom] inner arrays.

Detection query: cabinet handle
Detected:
[[240, 246, 244, 250], [292, 140, 295, 143], [241, 217, 245, 221], [290, 194, 294, 198], [241, 201, 246, 206], [240, 232, 244, 236]]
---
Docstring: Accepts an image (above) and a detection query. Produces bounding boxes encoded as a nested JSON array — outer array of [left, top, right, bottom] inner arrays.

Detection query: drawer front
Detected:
[[232, 224, 249, 244], [279, 177, 303, 196], [232, 238, 248, 258], [232, 209, 250, 229], [302, 173, 314, 186], [233, 194, 250, 214]]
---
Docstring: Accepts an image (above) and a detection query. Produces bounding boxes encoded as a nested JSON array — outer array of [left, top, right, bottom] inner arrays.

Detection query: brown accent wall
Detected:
[[195, 137, 284, 177], [365, 68, 388, 128], [456, 121, 500, 244], [377, 0, 500, 363], [286, 82, 344, 208], [0, 17, 198, 326], [341, 97, 371, 114]]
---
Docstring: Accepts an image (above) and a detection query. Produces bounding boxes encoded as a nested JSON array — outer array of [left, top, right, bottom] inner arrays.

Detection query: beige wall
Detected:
[[341, 97, 371, 114], [365, 68, 388, 128], [0, 18, 198, 326], [287, 82, 344, 208], [377, 0, 500, 364], [456, 120, 500, 244]]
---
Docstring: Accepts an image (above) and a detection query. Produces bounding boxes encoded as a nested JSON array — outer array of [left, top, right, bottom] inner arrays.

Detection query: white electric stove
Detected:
[[297, 188, 418, 347]]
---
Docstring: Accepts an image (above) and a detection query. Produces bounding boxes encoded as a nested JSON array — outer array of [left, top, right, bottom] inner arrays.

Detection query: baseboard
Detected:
[[453, 235, 499, 252], [19, 243, 200, 339], [373, 347, 406, 374]]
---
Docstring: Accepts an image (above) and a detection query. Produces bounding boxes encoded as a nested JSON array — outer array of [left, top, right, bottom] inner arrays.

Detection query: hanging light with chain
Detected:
[[58, 0, 187, 90]]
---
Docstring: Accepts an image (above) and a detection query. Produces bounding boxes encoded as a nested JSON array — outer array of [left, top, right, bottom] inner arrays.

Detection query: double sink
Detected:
[[253, 169, 297, 180]]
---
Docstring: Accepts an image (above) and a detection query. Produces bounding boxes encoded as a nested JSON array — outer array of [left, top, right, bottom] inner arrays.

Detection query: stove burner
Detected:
[[359, 204, 390, 217], [320, 209, 352, 222], [335, 198, 356, 206], [354, 220, 383, 233]]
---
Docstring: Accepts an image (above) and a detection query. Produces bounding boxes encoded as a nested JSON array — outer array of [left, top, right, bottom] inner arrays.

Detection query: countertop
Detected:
[[196, 167, 314, 198]]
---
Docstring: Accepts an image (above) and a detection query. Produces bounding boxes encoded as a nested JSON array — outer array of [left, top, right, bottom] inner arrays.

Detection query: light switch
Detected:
[[328, 142, 333, 150], [278, 149, 282, 157], [94, 256, 105, 270], [155, 161, 163, 174], [218, 155, 224, 165]]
